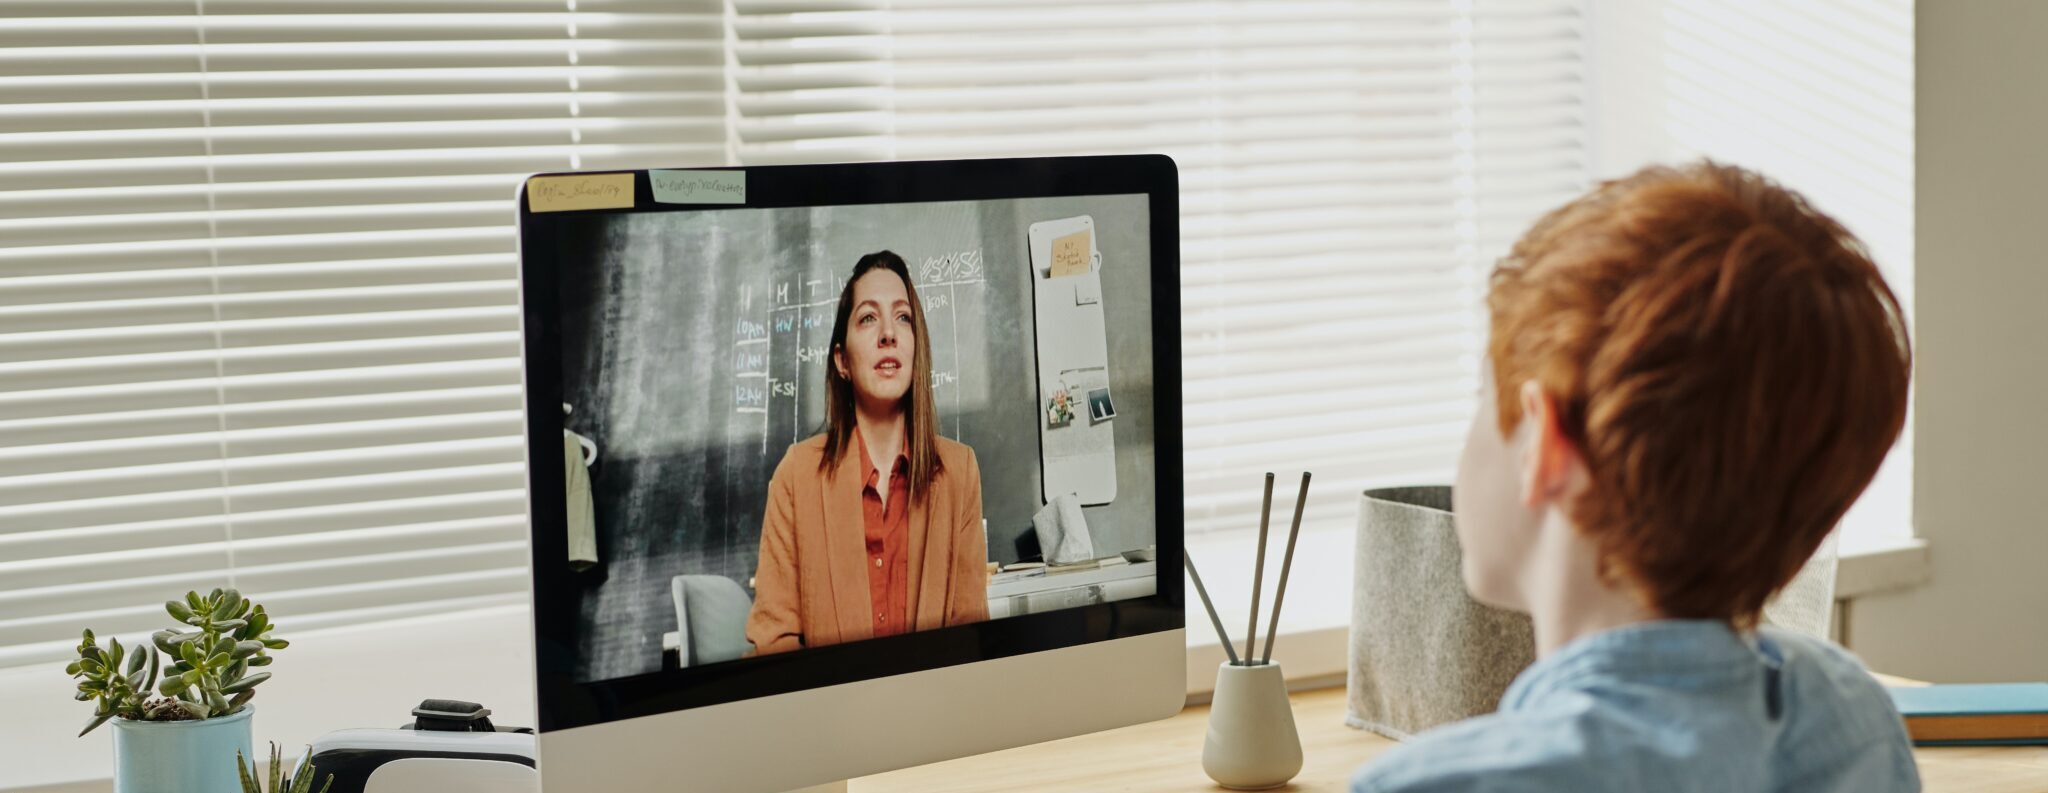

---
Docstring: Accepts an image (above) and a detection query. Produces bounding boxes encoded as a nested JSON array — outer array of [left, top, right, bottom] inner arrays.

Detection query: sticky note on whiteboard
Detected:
[[527, 173, 635, 213], [1050, 230, 1092, 277], [650, 169, 747, 204]]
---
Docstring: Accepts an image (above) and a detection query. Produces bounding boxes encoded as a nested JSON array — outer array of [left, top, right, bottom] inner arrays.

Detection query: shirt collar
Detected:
[[1504, 619, 1769, 709], [854, 430, 909, 488]]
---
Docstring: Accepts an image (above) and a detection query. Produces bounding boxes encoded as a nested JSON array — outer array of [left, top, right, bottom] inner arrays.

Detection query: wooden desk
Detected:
[[854, 685, 2048, 793]]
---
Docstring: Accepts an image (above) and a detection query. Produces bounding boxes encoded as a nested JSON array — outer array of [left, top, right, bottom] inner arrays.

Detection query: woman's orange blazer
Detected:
[[745, 433, 989, 655]]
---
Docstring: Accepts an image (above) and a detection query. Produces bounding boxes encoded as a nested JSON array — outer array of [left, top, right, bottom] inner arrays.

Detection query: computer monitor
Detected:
[[517, 155, 1185, 792]]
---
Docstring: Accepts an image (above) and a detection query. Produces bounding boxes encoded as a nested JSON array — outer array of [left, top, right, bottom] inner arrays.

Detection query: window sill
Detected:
[[5, 535, 1928, 792], [1184, 626, 1350, 702], [1181, 526, 1355, 700], [0, 605, 538, 793], [1178, 530, 1936, 701], [1835, 537, 1932, 599]]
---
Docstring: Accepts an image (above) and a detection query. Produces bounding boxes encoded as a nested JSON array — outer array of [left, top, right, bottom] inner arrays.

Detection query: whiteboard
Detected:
[[1029, 215, 1117, 506]]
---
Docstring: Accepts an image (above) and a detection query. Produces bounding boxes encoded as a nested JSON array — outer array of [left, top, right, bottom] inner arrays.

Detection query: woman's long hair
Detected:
[[819, 250, 943, 501]]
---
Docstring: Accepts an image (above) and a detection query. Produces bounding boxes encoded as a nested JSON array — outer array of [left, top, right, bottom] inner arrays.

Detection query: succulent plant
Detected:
[[67, 588, 290, 735], [152, 588, 289, 720], [67, 630, 160, 736], [236, 743, 333, 793]]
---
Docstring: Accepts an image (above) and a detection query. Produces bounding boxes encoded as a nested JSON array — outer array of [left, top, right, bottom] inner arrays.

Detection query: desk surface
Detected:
[[854, 684, 2048, 793]]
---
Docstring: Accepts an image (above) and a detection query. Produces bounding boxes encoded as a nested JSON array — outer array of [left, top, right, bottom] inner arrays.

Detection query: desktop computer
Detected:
[[516, 156, 1186, 791]]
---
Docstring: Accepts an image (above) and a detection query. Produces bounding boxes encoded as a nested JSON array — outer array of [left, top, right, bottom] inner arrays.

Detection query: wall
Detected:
[[1849, 1, 2048, 683]]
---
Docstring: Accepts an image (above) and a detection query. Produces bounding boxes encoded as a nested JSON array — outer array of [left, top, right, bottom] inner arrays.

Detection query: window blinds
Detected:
[[731, 0, 1588, 535], [0, 0, 1587, 668], [0, 1, 723, 669], [1648, 0, 1915, 550]]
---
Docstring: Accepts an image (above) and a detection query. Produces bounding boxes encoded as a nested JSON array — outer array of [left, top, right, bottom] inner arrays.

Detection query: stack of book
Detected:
[[995, 554, 1140, 582], [1047, 555, 1130, 575], [990, 563, 1046, 586], [1888, 683, 2048, 745]]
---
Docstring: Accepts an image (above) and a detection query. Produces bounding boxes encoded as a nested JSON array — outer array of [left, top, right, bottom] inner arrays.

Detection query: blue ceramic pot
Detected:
[[110, 705, 254, 793]]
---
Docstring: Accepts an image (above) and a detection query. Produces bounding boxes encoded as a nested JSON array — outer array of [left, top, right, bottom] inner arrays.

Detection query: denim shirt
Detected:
[[1351, 620, 1920, 793]]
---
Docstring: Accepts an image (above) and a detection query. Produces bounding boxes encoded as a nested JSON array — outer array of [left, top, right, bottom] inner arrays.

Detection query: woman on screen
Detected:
[[745, 251, 989, 656]]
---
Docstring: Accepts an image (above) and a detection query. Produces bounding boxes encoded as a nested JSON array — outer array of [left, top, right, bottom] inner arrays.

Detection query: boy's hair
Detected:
[[1487, 161, 1911, 628]]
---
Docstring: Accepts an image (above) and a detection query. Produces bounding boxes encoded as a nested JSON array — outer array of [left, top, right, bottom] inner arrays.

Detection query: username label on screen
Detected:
[[650, 169, 747, 205]]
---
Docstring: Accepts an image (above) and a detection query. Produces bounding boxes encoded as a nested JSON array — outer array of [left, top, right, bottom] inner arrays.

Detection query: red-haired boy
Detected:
[[1354, 163, 1917, 792]]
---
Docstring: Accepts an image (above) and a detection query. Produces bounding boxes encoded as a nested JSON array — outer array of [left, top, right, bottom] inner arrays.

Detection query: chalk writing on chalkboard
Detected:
[[920, 248, 986, 283]]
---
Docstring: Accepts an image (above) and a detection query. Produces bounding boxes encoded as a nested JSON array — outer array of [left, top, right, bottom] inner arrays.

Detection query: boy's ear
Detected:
[[1517, 379, 1586, 509]]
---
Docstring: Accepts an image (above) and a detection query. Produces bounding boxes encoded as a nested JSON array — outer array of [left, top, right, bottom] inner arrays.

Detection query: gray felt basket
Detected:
[[1346, 486, 1535, 740], [1343, 485, 1841, 741]]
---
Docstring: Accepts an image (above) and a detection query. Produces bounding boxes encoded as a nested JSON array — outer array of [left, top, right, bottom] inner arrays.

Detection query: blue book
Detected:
[[1887, 683, 2048, 746]]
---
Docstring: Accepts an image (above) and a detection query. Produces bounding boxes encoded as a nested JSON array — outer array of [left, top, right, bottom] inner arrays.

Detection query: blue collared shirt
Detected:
[[1351, 620, 1920, 792]]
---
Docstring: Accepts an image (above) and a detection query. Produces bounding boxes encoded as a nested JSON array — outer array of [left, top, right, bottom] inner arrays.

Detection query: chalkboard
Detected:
[[555, 195, 1155, 681]]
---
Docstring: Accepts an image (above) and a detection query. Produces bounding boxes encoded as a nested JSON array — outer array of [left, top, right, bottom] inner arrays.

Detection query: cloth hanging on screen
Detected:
[[564, 432, 599, 572], [1032, 493, 1095, 565]]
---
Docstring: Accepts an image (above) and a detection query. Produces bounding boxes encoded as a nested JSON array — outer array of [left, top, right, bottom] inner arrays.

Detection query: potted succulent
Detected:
[[237, 743, 334, 793], [67, 588, 290, 793]]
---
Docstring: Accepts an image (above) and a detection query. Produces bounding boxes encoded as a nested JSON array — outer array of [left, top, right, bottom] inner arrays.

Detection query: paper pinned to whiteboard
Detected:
[[1050, 229, 1092, 277], [1031, 214, 1098, 278]]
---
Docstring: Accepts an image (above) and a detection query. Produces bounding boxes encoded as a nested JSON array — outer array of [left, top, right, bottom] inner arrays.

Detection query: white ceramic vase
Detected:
[[1202, 661, 1302, 790]]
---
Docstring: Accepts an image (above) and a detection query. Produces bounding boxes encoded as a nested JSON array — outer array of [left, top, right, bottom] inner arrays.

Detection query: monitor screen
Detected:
[[519, 158, 1182, 728]]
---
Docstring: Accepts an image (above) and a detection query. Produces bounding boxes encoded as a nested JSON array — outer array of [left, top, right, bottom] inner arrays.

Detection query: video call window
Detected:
[[542, 195, 1161, 683]]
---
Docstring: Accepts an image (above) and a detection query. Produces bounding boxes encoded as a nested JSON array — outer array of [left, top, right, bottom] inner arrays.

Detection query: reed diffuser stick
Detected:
[[1245, 472, 1275, 666], [1261, 472, 1311, 664], [1184, 552, 1240, 666]]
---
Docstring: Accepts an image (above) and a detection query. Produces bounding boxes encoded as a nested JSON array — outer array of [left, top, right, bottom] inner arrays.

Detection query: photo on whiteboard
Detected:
[[1047, 388, 1076, 428], [1088, 387, 1116, 423]]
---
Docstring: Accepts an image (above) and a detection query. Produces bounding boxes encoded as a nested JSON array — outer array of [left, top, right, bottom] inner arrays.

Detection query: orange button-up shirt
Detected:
[[858, 434, 911, 637]]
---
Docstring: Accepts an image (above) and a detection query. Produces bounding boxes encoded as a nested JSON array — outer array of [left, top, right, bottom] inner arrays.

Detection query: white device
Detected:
[[308, 700, 537, 793], [518, 156, 1186, 793]]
